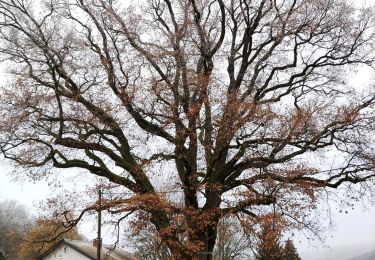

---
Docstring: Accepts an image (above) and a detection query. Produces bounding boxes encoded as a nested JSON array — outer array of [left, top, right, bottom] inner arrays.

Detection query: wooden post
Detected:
[[97, 189, 102, 260]]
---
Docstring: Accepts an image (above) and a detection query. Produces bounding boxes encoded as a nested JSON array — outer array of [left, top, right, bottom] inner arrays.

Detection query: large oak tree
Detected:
[[1, 0, 375, 258]]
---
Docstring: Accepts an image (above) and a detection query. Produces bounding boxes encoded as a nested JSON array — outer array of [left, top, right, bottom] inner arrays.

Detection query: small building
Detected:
[[37, 239, 136, 260]]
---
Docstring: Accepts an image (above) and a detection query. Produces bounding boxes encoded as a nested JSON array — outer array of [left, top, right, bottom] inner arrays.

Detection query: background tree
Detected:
[[1, 0, 375, 259], [0, 200, 32, 259], [255, 219, 284, 260], [130, 217, 251, 260], [213, 218, 251, 260], [131, 225, 172, 260], [283, 239, 301, 260], [17, 217, 84, 260], [0, 247, 5, 260]]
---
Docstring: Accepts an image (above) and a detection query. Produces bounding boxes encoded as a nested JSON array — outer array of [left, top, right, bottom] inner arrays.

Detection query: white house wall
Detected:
[[42, 244, 92, 260]]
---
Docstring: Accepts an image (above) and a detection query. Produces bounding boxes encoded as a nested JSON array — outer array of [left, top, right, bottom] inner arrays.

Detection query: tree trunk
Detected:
[[196, 224, 218, 260], [196, 191, 221, 260], [165, 211, 220, 260]]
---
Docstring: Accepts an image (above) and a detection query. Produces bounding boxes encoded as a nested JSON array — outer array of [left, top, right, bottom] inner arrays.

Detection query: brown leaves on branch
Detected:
[[17, 217, 84, 260], [0, 0, 375, 258]]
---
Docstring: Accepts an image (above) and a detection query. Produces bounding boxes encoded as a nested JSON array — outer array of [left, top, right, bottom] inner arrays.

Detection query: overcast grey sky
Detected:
[[1, 1, 375, 259]]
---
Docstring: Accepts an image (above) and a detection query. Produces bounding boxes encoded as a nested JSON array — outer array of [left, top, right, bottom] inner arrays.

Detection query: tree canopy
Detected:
[[255, 219, 301, 260], [283, 239, 301, 260], [17, 217, 83, 260], [255, 220, 284, 260], [0, 200, 32, 259], [0, 247, 5, 260], [0, 0, 375, 259]]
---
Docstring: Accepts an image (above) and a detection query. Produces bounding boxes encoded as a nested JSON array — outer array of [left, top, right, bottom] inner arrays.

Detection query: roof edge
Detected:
[[37, 239, 96, 260]]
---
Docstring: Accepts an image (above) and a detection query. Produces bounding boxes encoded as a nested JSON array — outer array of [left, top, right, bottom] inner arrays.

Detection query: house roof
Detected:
[[38, 239, 136, 260]]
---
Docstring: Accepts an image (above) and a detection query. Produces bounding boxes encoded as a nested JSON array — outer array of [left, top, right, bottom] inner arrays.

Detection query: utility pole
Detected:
[[97, 189, 102, 260]]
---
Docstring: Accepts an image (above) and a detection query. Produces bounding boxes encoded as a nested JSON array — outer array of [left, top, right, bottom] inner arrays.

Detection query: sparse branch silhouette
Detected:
[[1, 0, 375, 258]]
